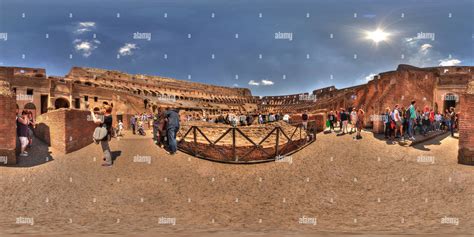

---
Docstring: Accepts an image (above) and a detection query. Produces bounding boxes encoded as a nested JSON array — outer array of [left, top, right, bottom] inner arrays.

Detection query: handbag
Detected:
[[93, 125, 108, 143]]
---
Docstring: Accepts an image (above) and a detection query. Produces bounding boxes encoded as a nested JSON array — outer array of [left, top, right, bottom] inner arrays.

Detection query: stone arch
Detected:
[[54, 98, 70, 109], [24, 102, 36, 110]]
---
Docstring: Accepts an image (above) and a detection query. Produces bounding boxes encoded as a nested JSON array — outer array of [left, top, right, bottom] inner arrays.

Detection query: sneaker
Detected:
[[20, 152, 28, 157], [101, 163, 112, 167]]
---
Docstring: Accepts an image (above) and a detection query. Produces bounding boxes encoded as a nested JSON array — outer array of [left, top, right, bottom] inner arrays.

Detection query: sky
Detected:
[[0, 0, 473, 96]]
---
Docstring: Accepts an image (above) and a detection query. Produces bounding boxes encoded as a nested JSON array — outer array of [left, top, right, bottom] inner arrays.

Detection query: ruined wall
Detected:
[[35, 109, 97, 154], [0, 81, 17, 165], [458, 92, 474, 165]]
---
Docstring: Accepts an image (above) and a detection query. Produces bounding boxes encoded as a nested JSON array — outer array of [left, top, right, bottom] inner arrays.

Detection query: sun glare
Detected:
[[366, 29, 389, 43]]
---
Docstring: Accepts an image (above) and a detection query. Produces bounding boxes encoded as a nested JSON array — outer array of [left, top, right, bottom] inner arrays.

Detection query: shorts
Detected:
[[19, 136, 29, 148], [396, 121, 402, 127]]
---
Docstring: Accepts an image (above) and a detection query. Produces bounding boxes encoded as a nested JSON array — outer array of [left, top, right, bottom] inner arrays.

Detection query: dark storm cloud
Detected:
[[0, 0, 472, 96]]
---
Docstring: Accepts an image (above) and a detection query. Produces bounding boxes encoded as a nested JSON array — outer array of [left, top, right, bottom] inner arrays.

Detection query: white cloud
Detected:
[[439, 58, 461, 66], [248, 79, 275, 86], [75, 22, 96, 34], [73, 39, 100, 57], [232, 83, 239, 87], [118, 43, 138, 56], [248, 80, 260, 86], [420, 43, 432, 53], [365, 73, 377, 81]]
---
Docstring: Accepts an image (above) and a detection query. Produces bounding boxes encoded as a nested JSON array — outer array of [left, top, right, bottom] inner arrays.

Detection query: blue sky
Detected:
[[0, 0, 473, 96]]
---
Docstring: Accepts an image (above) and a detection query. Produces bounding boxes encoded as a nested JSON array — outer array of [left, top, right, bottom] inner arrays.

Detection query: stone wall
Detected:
[[458, 93, 474, 165], [35, 109, 97, 154], [0, 81, 17, 165]]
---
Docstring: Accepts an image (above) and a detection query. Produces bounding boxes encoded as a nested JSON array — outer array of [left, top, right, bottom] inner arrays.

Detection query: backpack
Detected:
[[93, 125, 108, 143], [405, 107, 411, 119]]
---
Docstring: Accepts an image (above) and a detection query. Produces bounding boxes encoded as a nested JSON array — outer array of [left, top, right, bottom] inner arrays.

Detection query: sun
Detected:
[[366, 29, 389, 43]]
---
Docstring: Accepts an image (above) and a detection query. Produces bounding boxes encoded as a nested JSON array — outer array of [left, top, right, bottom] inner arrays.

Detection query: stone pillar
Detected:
[[458, 93, 474, 165], [0, 81, 17, 165]]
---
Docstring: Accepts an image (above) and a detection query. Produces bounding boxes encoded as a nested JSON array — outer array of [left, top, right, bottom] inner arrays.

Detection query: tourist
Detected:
[[341, 108, 349, 134], [258, 114, 263, 124], [117, 120, 124, 137], [90, 105, 113, 167], [355, 109, 365, 140], [435, 112, 442, 131], [328, 111, 335, 132], [393, 104, 404, 141], [429, 108, 435, 132], [130, 115, 136, 134], [302, 110, 308, 130], [165, 108, 180, 155], [350, 108, 357, 134], [407, 100, 416, 141], [421, 106, 430, 136], [27, 111, 35, 148], [17, 111, 30, 157], [153, 109, 161, 143], [283, 113, 290, 123], [449, 107, 456, 137], [383, 107, 391, 139]]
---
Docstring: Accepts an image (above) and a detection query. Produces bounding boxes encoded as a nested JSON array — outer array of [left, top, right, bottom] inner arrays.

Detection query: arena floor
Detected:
[[0, 130, 472, 236]]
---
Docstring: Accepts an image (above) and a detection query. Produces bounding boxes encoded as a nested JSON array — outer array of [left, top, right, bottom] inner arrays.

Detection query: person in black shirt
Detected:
[[91, 105, 113, 167]]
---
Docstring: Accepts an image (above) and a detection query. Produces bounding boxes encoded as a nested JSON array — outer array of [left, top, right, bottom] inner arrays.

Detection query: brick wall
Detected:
[[35, 109, 97, 154], [0, 93, 17, 165], [458, 93, 474, 165]]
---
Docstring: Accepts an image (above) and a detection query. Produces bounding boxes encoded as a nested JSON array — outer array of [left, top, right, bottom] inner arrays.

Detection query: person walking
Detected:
[[91, 105, 113, 167], [407, 100, 416, 141], [302, 110, 309, 130], [130, 115, 136, 135], [449, 107, 456, 137], [17, 111, 30, 157], [393, 104, 404, 141], [383, 107, 391, 139], [350, 108, 357, 134], [165, 108, 180, 155], [340, 108, 348, 134], [355, 109, 365, 140]]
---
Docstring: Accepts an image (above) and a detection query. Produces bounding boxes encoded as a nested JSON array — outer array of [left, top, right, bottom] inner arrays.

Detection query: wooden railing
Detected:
[[177, 123, 315, 163]]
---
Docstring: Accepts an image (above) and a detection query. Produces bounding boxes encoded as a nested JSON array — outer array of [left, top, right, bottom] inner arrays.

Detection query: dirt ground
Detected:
[[0, 129, 472, 236]]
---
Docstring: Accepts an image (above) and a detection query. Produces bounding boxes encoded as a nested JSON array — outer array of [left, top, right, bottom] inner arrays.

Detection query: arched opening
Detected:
[[144, 99, 148, 109], [443, 93, 458, 113], [54, 98, 70, 109], [93, 107, 100, 112]]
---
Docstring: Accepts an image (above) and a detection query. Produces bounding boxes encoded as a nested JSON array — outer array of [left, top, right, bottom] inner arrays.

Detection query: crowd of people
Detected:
[[381, 101, 458, 142], [326, 108, 365, 139], [181, 112, 294, 127], [324, 101, 459, 142]]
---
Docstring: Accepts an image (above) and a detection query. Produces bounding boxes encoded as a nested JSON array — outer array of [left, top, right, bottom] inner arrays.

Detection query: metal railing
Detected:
[[177, 123, 315, 164]]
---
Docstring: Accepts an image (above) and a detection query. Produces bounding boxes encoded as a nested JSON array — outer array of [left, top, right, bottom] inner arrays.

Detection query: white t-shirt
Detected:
[[283, 114, 290, 121], [393, 109, 400, 122]]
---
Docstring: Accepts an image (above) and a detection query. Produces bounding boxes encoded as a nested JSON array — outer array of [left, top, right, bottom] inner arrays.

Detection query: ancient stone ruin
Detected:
[[0, 64, 472, 164]]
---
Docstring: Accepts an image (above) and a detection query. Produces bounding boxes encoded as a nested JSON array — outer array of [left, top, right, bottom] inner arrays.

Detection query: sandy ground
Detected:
[[0, 129, 472, 237]]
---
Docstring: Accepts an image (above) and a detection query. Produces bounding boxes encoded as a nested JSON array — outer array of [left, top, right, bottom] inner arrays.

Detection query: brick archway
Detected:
[[54, 98, 70, 109]]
